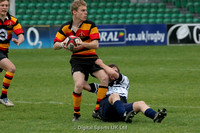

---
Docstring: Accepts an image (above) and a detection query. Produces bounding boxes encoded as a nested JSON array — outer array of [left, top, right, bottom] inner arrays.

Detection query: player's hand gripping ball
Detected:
[[65, 35, 80, 51]]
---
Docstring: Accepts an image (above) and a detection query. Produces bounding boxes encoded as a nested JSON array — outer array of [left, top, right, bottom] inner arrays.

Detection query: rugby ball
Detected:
[[66, 35, 79, 51]]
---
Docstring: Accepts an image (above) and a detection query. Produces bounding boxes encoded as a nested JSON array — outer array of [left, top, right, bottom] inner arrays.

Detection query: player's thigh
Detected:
[[73, 71, 86, 88], [92, 69, 109, 84], [0, 58, 16, 72]]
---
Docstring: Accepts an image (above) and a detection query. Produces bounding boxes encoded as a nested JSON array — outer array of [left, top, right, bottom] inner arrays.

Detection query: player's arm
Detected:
[[53, 37, 71, 50], [95, 59, 119, 80], [54, 42, 64, 50], [76, 40, 99, 49], [12, 34, 24, 46]]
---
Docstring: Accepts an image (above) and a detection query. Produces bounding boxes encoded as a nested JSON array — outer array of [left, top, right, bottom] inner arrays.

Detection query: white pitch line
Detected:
[[15, 101, 200, 109], [15, 101, 64, 105], [159, 67, 200, 71], [160, 105, 200, 109]]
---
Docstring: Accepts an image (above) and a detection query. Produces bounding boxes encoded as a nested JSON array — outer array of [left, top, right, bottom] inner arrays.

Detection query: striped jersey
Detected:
[[54, 20, 100, 58], [93, 73, 129, 100], [107, 73, 129, 99], [0, 13, 24, 51]]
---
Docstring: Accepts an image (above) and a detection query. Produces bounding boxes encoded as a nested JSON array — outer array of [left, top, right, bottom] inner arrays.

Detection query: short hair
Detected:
[[70, 0, 87, 15], [108, 64, 120, 72], [0, 0, 9, 3]]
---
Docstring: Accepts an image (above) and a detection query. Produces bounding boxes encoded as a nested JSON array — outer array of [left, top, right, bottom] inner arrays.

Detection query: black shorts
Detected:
[[0, 50, 8, 72], [70, 58, 103, 81], [99, 96, 133, 122], [0, 50, 8, 60]]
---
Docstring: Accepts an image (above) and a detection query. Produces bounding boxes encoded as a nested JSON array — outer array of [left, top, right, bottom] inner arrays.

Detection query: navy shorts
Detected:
[[99, 96, 133, 122], [0, 50, 8, 72], [70, 58, 102, 81]]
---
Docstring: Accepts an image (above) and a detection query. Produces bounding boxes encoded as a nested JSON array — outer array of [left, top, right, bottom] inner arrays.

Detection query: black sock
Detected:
[[1, 93, 7, 99], [89, 83, 98, 93]]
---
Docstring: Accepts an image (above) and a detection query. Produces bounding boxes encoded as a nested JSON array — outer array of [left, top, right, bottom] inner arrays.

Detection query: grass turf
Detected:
[[0, 45, 200, 133]]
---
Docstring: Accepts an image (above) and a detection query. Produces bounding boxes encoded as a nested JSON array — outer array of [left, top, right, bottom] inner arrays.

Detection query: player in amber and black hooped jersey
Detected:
[[87, 59, 167, 123], [0, 0, 24, 107], [53, 0, 109, 121]]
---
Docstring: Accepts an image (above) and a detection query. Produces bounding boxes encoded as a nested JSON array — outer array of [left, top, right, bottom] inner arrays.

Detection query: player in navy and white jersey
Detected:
[[106, 70, 129, 102], [86, 59, 167, 123]]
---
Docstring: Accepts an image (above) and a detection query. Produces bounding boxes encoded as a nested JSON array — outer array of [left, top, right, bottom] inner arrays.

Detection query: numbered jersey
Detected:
[[106, 73, 129, 99]]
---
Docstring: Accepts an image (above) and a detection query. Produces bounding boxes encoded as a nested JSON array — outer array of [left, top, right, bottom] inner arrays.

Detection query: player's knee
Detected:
[[137, 101, 147, 108], [111, 93, 119, 98], [110, 93, 120, 100], [8, 65, 16, 73], [75, 82, 84, 89], [109, 93, 120, 104], [138, 101, 146, 105], [134, 101, 145, 107]]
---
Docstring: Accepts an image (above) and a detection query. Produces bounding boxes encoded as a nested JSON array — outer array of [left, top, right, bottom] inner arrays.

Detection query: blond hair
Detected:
[[0, 0, 9, 2], [70, 0, 87, 15]]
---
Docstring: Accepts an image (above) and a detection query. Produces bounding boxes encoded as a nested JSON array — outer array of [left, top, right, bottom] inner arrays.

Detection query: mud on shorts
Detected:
[[0, 50, 8, 72], [70, 58, 103, 81]]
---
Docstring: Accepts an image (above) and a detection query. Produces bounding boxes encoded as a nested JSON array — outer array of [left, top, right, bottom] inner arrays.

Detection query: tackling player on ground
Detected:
[[86, 59, 167, 123], [53, 0, 110, 121], [0, 0, 24, 107]]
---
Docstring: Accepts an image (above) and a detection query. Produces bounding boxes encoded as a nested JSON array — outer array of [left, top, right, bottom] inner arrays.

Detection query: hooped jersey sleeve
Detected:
[[0, 13, 24, 51]]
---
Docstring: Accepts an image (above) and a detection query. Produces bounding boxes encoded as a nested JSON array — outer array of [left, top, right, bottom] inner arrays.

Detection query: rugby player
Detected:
[[0, 0, 24, 107], [87, 59, 167, 123], [53, 0, 109, 121]]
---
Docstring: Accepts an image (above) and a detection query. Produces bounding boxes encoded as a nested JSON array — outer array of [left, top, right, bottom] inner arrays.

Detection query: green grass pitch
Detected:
[[0, 45, 200, 133]]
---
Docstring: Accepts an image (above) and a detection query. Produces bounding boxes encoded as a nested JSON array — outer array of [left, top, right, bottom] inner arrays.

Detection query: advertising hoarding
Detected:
[[10, 24, 167, 49], [167, 24, 200, 45]]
